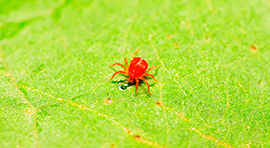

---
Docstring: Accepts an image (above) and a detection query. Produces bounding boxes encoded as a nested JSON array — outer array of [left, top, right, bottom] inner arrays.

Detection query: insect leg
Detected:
[[109, 63, 127, 71], [135, 78, 139, 96], [109, 71, 128, 81], [145, 65, 161, 73], [131, 49, 139, 59], [142, 73, 159, 82], [139, 76, 151, 96], [124, 58, 129, 69]]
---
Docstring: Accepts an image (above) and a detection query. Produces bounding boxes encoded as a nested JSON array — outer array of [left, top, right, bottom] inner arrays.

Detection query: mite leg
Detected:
[[124, 58, 129, 69], [109, 63, 127, 71], [119, 78, 130, 85], [109, 71, 128, 81], [131, 49, 139, 59], [139, 76, 151, 96], [135, 78, 139, 96], [142, 73, 159, 82], [145, 65, 161, 73]]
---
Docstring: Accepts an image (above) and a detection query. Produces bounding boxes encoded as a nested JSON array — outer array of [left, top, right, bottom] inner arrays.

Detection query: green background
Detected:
[[1, 0, 270, 147]]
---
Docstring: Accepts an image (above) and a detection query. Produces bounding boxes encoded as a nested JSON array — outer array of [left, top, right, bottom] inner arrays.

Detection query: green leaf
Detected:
[[1, 0, 270, 147]]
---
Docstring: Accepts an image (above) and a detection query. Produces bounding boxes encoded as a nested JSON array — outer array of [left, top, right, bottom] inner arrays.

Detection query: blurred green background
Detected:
[[0, 0, 270, 147]]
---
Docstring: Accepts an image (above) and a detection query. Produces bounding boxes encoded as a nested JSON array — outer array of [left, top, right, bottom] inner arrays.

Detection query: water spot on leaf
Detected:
[[205, 37, 211, 41], [133, 135, 141, 140], [104, 98, 113, 104], [117, 81, 131, 91], [258, 80, 264, 85], [155, 101, 162, 106], [250, 45, 258, 52]]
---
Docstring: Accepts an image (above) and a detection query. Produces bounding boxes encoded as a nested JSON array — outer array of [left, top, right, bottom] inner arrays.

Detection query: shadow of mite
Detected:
[[109, 68, 160, 87]]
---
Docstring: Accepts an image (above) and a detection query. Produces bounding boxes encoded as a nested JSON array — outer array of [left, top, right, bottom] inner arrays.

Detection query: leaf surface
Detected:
[[1, 0, 270, 147]]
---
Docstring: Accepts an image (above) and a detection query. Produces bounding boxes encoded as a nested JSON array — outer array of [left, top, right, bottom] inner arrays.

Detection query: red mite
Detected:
[[109, 49, 160, 96]]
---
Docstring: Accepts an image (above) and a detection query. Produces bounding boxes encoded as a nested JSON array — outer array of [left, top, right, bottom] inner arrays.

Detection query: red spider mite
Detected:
[[109, 49, 160, 96]]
